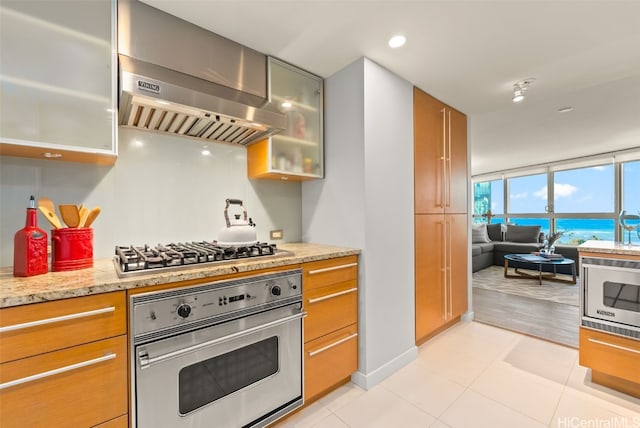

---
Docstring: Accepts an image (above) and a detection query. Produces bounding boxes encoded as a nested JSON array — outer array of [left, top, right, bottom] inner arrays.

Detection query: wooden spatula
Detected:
[[38, 206, 63, 229], [83, 206, 101, 227], [38, 197, 55, 214], [59, 204, 80, 228], [78, 205, 89, 227]]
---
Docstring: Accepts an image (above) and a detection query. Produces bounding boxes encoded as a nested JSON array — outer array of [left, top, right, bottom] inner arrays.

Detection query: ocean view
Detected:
[[493, 218, 640, 245]]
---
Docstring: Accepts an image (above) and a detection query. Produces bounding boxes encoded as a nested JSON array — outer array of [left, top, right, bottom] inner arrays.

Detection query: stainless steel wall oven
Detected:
[[582, 257, 640, 339], [130, 269, 304, 427]]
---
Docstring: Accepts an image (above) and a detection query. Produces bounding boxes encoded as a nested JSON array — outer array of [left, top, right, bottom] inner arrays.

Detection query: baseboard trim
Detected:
[[351, 346, 418, 390]]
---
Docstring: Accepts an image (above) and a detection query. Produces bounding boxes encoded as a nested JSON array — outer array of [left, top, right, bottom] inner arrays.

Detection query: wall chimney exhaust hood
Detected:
[[117, 0, 286, 145]]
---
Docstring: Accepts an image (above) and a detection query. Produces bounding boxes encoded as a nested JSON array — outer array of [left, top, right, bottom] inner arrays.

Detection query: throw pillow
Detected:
[[505, 225, 542, 243], [472, 224, 491, 243], [486, 223, 507, 241]]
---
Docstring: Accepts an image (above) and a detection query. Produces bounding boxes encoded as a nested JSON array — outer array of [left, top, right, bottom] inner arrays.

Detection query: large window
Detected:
[[553, 166, 614, 213], [556, 218, 615, 244], [473, 179, 503, 222], [621, 160, 640, 245], [508, 173, 547, 214], [472, 156, 639, 245], [553, 165, 615, 244]]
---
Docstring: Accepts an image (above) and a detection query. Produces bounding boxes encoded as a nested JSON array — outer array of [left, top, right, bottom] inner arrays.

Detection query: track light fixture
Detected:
[[512, 78, 535, 103]]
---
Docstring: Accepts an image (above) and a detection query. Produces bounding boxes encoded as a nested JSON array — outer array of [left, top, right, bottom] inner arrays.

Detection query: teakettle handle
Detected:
[[224, 199, 248, 226]]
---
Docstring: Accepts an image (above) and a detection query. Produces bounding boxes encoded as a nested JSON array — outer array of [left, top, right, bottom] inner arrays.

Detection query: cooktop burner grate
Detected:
[[113, 241, 291, 277]]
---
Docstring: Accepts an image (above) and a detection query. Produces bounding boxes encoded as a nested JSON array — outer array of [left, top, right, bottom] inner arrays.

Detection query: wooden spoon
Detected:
[[59, 204, 80, 228], [83, 206, 101, 227], [78, 205, 89, 227], [38, 206, 63, 229]]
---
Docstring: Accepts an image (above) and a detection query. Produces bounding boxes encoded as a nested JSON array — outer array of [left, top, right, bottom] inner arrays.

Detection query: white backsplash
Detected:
[[0, 128, 302, 267]]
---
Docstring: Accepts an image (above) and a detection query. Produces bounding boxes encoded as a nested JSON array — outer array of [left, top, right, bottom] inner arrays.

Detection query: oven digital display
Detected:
[[229, 294, 245, 303]]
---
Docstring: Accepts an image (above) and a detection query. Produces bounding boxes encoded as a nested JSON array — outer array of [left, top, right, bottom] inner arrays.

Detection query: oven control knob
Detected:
[[271, 285, 282, 296], [177, 304, 192, 318]]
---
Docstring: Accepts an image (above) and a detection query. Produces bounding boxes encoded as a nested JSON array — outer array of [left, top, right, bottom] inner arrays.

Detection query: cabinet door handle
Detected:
[[441, 220, 447, 321], [307, 263, 358, 275], [587, 338, 640, 354], [448, 217, 453, 318], [308, 287, 357, 304], [0, 306, 116, 333], [446, 109, 452, 208], [0, 353, 116, 390], [308, 333, 358, 357], [440, 108, 447, 208]]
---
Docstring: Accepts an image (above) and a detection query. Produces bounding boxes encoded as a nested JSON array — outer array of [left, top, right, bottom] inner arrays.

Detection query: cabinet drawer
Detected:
[[0, 335, 128, 427], [304, 280, 358, 342], [305, 324, 358, 401], [304, 256, 358, 291], [580, 328, 640, 384], [0, 292, 126, 363]]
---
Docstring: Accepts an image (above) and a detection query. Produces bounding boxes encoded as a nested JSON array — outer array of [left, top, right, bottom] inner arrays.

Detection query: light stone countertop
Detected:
[[578, 240, 640, 256], [0, 243, 360, 308]]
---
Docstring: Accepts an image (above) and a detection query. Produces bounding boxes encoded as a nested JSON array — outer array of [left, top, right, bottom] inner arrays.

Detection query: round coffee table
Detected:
[[503, 254, 577, 285]]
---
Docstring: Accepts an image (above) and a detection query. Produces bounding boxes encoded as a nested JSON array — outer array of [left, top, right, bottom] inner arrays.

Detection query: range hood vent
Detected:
[[117, 0, 286, 145], [123, 96, 268, 145]]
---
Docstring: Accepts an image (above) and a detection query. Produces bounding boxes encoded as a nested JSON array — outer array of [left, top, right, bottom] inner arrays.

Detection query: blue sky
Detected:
[[509, 166, 616, 213]]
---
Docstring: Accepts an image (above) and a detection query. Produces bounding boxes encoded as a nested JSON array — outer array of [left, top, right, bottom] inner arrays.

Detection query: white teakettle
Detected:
[[216, 199, 257, 247]]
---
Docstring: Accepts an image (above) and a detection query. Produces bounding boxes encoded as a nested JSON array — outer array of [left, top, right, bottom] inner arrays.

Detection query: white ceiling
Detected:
[[142, 0, 640, 175]]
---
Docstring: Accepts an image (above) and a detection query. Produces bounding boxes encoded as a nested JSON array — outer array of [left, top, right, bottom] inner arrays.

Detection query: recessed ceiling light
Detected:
[[557, 106, 574, 113], [388, 35, 406, 48], [281, 101, 292, 109]]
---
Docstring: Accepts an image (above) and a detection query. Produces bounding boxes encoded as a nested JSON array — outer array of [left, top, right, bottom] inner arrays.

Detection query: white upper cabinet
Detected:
[[0, 0, 117, 164], [248, 57, 323, 181]]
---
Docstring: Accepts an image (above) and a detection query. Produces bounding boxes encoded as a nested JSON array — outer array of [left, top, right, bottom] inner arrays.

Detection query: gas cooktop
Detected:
[[113, 241, 293, 278]]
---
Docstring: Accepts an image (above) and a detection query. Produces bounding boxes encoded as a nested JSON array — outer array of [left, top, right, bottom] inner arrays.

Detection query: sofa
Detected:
[[471, 223, 579, 275]]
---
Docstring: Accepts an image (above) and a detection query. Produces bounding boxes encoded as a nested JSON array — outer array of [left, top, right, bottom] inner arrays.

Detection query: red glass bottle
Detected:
[[13, 196, 49, 277]]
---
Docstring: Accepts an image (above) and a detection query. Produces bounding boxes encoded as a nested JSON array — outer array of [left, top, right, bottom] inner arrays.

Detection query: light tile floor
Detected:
[[276, 322, 640, 428]]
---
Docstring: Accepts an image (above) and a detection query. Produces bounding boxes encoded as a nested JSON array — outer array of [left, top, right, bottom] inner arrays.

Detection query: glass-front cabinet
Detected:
[[0, 0, 117, 165], [248, 57, 323, 180]]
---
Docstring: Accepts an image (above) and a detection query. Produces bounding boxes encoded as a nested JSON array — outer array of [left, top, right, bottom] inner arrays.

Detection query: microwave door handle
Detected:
[[139, 311, 306, 369]]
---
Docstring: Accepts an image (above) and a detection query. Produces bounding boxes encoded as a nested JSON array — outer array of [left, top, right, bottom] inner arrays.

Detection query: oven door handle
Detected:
[[138, 311, 306, 369]]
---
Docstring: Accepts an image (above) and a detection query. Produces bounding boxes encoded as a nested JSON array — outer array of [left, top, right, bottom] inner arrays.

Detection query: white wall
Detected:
[[302, 57, 416, 388], [0, 128, 302, 267]]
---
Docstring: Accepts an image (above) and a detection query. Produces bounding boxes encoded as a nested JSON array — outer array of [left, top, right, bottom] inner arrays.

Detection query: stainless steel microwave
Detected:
[[582, 257, 640, 339]]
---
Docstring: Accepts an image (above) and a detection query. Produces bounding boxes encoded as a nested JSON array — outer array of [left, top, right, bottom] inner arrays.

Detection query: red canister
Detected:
[[52, 227, 94, 271]]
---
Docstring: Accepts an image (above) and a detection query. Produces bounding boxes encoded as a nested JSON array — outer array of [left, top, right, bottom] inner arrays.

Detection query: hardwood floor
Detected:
[[472, 287, 580, 348]]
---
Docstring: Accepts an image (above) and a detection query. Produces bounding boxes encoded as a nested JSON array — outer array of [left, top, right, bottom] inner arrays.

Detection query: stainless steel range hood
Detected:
[[117, 0, 286, 145]]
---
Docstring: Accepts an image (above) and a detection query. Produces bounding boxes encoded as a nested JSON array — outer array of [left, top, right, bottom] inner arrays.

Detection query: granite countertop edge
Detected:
[[0, 243, 360, 309], [577, 240, 640, 256]]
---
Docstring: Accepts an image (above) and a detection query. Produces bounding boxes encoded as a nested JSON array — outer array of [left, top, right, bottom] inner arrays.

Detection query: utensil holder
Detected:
[[52, 227, 94, 271]]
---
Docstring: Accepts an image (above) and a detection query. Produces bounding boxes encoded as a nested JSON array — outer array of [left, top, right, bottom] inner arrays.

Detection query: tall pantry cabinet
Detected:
[[414, 87, 469, 344]]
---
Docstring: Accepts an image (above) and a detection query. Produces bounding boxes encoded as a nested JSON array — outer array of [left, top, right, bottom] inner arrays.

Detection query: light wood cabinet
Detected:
[[302, 256, 358, 402], [0, 292, 128, 427], [414, 87, 467, 214], [579, 327, 640, 398], [0, 0, 117, 165], [248, 57, 323, 181], [415, 213, 468, 342], [414, 86, 468, 344], [304, 324, 358, 401]]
